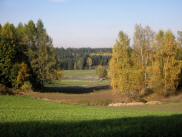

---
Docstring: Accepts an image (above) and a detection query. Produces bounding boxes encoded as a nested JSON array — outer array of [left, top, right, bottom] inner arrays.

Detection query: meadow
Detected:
[[1, 70, 182, 137], [32, 70, 113, 106], [0, 96, 182, 137], [47, 70, 110, 88]]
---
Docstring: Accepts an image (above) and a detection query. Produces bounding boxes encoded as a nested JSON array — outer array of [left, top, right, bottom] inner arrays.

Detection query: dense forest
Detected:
[[56, 48, 111, 70], [110, 25, 182, 97], [0, 20, 58, 90]]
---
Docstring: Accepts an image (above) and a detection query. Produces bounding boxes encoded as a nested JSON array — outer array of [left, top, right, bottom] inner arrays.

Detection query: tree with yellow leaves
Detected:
[[133, 25, 155, 91], [16, 63, 30, 88], [110, 26, 182, 97], [109, 31, 133, 93], [161, 31, 181, 95]]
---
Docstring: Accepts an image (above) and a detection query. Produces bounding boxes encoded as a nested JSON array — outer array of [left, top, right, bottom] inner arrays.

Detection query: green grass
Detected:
[[48, 79, 109, 87], [1, 70, 182, 136], [46, 69, 109, 88], [0, 96, 182, 137], [44, 70, 110, 94], [63, 70, 97, 79]]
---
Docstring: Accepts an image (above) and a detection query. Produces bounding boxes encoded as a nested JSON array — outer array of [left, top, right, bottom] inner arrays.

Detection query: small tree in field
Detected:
[[87, 57, 93, 69], [96, 65, 107, 79], [54, 70, 64, 80]]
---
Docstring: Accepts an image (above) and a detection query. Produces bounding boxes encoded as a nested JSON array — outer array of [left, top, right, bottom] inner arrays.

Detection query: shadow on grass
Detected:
[[0, 115, 182, 137], [40, 85, 111, 94]]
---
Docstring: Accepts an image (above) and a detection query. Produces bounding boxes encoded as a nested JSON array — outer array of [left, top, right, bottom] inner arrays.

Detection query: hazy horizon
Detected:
[[1, 0, 182, 48]]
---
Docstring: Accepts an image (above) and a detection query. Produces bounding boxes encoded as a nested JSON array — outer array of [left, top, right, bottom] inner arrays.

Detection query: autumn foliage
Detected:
[[109, 25, 182, 96]]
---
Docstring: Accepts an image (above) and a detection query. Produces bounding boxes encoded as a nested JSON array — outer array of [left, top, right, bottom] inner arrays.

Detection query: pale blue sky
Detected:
[[0, 0, 182, 48]]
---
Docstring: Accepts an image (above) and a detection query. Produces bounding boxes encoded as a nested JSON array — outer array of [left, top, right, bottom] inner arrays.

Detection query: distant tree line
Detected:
[[0, 20, 58, 91], [56, 48, 112, 70], [110, 25, 182, 97]]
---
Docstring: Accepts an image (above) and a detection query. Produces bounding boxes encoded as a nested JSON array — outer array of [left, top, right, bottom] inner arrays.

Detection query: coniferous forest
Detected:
[[0, 20, 58, 89], [56, 48, 111, 70]]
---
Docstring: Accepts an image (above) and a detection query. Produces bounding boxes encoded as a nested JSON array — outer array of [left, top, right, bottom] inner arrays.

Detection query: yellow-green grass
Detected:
[[63, 70, 97, 79], [0, 96, 182, 137], [44, 70, 110, 94], [47, 79, 109, 87]]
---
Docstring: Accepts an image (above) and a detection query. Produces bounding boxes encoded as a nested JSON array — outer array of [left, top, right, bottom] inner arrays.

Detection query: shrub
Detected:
[[140, 88, 153, 97], [55, 70, 64, 80], [0, 84, 15, 95], [20, 81, 32, 92], [16, 63, 30, 88], [96, 65, 107, 79]]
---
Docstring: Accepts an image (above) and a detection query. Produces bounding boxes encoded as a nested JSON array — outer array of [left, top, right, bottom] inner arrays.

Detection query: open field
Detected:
[[45, 70, 110, 91], [31, 70, 113, 105], [1, 70, 182, 137], [63, 70, 97, 79], [0, 96, 182, 137]]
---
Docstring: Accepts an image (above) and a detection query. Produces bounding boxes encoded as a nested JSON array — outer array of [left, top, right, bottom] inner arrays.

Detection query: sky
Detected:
[[0, 0, 182, 48]]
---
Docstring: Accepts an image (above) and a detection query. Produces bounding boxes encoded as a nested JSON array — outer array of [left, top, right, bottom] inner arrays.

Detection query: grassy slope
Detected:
[[0, 96, 182, 137], [44, 70, 110, 94], [63, 70, 97, 79], [37, 70, 112, 105], [51, 70, 110, 87], [49, 79, 109, 87]]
